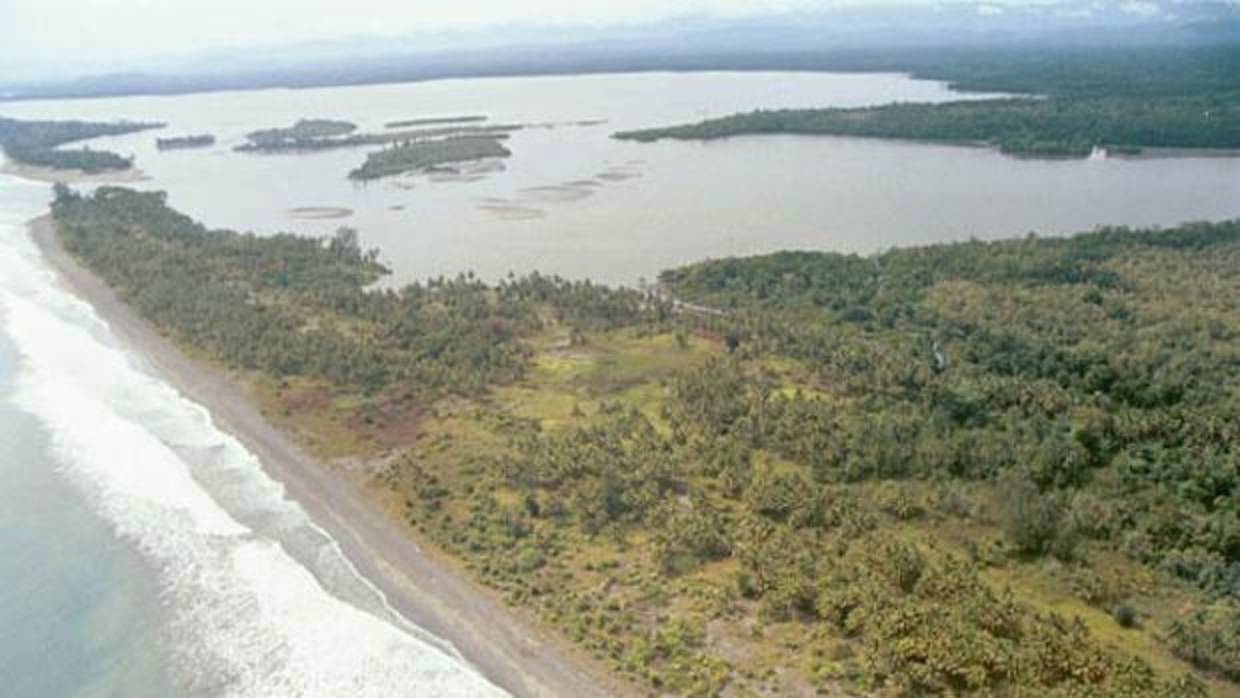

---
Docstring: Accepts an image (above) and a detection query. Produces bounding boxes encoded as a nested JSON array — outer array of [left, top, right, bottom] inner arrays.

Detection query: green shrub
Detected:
[[997, 471, 1068, 557]]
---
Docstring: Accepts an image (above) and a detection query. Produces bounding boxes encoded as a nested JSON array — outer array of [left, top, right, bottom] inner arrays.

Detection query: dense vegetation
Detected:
[[236, 117, 519, 181], [53, 187, 1240, 695], [660, 227, 1240, 604], [0, 116, 160, 172], [348, 134, 512, 180], [616, 45, 1240, 156], [156, 134, 215, 150]]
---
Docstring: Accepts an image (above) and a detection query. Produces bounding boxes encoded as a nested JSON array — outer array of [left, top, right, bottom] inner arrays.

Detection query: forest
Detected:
[[52, 186, 1240, 696], [616, 45, 1240, 156], [0, 116, 160, 172]]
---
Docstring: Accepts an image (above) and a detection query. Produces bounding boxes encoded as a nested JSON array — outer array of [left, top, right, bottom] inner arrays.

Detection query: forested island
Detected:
[[348, 134, 512, 180], [0, 116, 161, 172], [616, 45, 1240, 157], [50, 184, 1240, 696], [236, 118, 360, 151], [156, 134, 215, 150]]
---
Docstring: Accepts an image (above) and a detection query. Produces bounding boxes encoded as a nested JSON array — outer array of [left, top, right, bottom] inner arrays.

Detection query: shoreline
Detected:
[[29, 213, 624, 698], [1, 162, 149, 184]]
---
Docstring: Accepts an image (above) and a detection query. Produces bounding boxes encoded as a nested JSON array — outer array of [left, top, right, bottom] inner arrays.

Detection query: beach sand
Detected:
[[30, 214, 626, 698]]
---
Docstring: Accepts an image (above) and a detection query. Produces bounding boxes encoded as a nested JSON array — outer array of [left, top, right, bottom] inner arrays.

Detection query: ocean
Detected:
[[0, 173, 506, 697]]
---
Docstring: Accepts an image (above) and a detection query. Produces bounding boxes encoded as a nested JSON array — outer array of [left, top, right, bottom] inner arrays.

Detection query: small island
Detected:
[[236, 118, 359, 152], [348, 135, 512, 181], [156, 134, 216, 150], [385, 115, 488, 129]]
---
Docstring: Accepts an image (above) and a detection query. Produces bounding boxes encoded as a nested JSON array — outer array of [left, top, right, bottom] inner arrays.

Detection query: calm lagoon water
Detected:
[[4, 71, 1235, 285]]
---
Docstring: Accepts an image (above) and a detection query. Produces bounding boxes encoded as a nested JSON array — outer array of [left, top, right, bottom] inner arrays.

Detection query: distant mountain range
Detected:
[[3, 0, 1237, 101]]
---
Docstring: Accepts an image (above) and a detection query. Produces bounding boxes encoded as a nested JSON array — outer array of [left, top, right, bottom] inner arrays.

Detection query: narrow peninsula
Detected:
[[616, 46, 1240, 158]]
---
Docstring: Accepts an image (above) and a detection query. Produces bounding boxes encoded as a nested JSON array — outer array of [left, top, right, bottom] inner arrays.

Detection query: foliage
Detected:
[[238, 118, 358, 150], [1170, 606, 1240, 681], [661, 220, 1240, 601], [996, 471, 1075, 559], [156, 134, 215, 150], [0, 116, 161, 172]]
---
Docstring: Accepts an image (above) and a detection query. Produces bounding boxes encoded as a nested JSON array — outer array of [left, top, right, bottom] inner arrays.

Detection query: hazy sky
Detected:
[[0, 0, 1164, 80], [1, 0, 915, 77]]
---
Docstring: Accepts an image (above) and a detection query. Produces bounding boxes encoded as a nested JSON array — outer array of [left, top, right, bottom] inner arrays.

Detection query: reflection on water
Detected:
[[2, 71, 1238, 285]]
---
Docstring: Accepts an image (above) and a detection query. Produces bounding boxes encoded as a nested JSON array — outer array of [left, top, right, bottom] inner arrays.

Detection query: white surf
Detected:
[[0, 175, 507, 698]]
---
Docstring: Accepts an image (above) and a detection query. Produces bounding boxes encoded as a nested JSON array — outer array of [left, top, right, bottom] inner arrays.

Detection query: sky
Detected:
[[0, 0, 1200, 81], [1, 0, 863, 74]]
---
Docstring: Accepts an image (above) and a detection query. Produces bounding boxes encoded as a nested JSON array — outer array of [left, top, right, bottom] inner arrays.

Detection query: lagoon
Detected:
[[2, 71, 1238, 286]]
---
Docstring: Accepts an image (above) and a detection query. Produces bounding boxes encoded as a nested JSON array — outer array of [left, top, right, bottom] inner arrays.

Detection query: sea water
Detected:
[[0, 173, 505, 697]]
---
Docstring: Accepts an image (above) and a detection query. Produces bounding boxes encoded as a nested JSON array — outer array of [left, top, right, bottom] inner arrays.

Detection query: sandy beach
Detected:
[[29, 214, 626, 698]]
